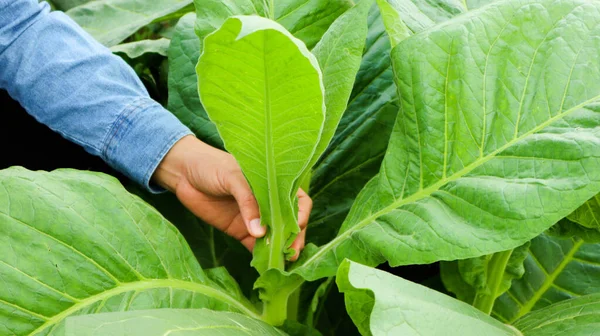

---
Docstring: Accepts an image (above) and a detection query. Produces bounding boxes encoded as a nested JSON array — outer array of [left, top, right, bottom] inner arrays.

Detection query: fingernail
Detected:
[[249, 218, 265, 237]]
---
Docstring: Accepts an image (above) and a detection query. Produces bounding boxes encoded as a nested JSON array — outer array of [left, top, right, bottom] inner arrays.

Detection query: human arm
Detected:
[[0, 0, 309, 254]]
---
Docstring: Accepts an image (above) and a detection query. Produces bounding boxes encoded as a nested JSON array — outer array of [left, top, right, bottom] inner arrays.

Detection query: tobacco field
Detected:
[[2, 0, 600, 334]]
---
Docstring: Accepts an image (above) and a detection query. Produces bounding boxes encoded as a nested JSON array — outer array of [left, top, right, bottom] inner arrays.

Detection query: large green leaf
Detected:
[[514, 294, 600, 335], [441, 243, 530, 314], [337, 260, 520, 336], [493, 234, 600, 324], [196, 16, 325, 273], [193, 0, 352, 51], [128, 186, 257, 298], [65, 309, 286, 336], [0, 168, 258, 335], [292, 0, 600, 281], [66, 0, 193, 47], [308, 0, 467, 245], [167, 1, 351, 148]]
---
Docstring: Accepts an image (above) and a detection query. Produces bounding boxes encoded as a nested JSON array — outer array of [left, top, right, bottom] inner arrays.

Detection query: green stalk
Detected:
[[472, 249, 513, 314]]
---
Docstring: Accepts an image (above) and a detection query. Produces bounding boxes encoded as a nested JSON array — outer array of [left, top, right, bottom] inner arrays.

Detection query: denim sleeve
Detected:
[[0, 0, 193, 192]]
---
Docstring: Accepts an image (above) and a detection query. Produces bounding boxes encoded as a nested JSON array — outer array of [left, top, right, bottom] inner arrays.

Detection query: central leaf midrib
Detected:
[[298, 92, 600, 275], [28, 279, 260, 336], [262, 32, 285, 270]]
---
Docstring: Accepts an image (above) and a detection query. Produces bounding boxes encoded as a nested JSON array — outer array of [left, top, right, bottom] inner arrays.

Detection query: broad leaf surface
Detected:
[[129, 186, 257, 298], [441, 243, 529, 314], [65, 309, 286, 336], [110, 38, 170, 58], [308, 0, 466, 245], [193, 0, 352, 51], [514, 294, 600, 335], [196, 16, 324, 273], [493, 234, 600, 324], [66, 0, 193, 47], [0, 168, 258, 336], [292, 0, 600, 281], [337, 260, 520, 336], [167, 1, 350, 148]]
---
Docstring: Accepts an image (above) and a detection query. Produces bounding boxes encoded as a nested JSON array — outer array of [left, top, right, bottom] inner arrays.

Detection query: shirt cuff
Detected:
[[102, 97, 193, 193]]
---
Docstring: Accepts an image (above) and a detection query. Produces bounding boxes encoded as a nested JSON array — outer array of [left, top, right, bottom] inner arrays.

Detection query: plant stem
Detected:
[[269, 0, 275, 19], [472, 249, 513, 314], [287, 286, 301, 321]]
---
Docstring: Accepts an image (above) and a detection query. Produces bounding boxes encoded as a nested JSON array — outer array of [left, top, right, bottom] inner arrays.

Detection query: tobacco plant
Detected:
[[2, 0, 600, 335]]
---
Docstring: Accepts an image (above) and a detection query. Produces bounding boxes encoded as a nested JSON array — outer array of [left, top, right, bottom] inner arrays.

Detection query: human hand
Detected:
[[152, 135, 311, 260]]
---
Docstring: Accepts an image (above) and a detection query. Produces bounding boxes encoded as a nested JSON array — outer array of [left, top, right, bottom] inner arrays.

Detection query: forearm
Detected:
[[0, 0, 191, 191]]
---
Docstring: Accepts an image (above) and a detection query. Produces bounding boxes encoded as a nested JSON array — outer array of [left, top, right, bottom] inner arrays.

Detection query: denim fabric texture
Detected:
[[0, 0, 192, 192]]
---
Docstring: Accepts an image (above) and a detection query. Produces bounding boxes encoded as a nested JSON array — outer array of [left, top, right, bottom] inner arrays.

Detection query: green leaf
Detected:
[[274, 0, 353, 49], [0, 168, 259, 335], [128, 186, 258, 298], [167, 14, 223, 148], [308, 0, 467, 246], [567, 194, 600, 230], [168, 2, 351, 148], [293, 0, 600, 282], [441, 243, 529, 314], [197, 16, 324, 273], [493, 234, 600, 324], [514, 294, 600, 335], [383, 0, 465, 31], [110, 38, 170, 58], [65, 309, 286, 336], [301, 0, 372, 191], [337, 260, 521, 336], [548, 218, 600, 243], [66, 0, 193, 47], [193, 0, 352, 52], [375, 0, 411, 47], [308, 7, 398, 246]]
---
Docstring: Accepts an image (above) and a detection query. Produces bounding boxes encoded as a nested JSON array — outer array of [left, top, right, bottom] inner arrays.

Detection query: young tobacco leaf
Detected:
[[494, 233, 600, 323], [440, 242, 530, 314], [197, 15, 325, 275], [337, 260, 520, 336], [513, 294, 600, 335], [291, 0, 600, 282], [0, 168, 258, 336], [65, 309, 287, 336], [167, 1, 351, 148]]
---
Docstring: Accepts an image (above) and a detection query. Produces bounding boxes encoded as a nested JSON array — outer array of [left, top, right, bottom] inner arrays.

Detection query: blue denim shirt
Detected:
[[0, 0, 193, 192]]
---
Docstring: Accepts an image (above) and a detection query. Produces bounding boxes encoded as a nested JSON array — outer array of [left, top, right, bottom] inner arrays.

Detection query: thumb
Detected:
[[226, 172, 265, 238]]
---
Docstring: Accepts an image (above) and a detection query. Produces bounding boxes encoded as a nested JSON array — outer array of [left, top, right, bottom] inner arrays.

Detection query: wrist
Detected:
[[152, 135, 197, 192]]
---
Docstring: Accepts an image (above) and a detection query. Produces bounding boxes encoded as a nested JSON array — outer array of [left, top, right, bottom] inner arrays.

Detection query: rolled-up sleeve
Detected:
[[0, 0, 192, 192]]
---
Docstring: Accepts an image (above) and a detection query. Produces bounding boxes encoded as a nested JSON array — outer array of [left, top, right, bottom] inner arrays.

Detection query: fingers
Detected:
[[297, 188, 312, 230], [289, 228, 306, 261], [226, 172, 265, 238], [288, 188, 312, 261]]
